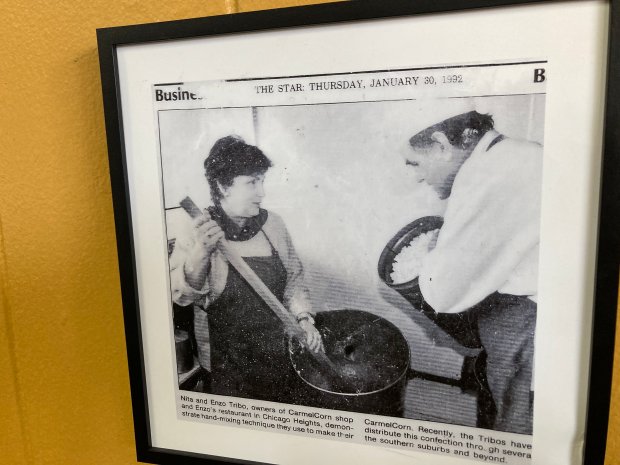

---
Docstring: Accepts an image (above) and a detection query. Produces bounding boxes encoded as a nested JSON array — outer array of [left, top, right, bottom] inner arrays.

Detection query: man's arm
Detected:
[[419, 140, 542, 313]]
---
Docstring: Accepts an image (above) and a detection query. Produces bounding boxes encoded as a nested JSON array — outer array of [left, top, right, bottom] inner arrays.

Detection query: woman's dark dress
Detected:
[[207, 248, 298, 403]]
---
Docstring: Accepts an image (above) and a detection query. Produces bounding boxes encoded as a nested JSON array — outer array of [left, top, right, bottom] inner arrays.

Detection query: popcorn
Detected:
[[390, 229, 440, 285]]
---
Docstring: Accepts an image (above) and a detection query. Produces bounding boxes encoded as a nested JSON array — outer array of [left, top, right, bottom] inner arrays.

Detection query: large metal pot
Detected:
[[289, 309, 410, 416], [377, 216, 481, 349]]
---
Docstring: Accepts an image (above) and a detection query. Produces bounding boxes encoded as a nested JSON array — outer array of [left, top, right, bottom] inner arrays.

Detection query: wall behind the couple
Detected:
[[0, 1, 618, 464]]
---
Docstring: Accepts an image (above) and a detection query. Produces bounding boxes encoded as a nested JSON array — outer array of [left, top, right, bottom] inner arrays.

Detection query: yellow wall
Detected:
[[0, 1, 618, 464]]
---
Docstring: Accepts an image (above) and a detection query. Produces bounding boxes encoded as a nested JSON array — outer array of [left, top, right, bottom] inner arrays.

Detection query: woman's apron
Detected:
[[206, 241, 298, 403]]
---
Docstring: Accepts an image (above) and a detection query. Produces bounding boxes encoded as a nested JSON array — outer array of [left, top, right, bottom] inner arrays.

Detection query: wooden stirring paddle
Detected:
[[179, 197, 347, 384]]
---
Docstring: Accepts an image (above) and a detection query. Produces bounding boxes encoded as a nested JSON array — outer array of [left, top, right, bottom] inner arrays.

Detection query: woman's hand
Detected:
[[185, 214, 225, 290], [193, 214, 225, 257], [299, 319, 324, 353]]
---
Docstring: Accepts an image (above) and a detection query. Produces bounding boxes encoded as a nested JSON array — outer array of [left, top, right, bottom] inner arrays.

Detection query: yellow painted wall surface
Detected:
[[0, 1, 617, 464]]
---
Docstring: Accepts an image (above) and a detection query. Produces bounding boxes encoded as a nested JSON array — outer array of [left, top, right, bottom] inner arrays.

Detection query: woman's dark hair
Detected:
[[204, 135, 273, 204], [409, 111, 494, 152]]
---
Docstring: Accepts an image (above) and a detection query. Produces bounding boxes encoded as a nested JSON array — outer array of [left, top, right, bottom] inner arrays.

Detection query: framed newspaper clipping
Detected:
[[97, 1, 619, 464]]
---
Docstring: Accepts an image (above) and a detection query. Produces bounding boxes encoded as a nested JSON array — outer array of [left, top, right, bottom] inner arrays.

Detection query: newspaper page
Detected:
[[158, 60, 545, 464]]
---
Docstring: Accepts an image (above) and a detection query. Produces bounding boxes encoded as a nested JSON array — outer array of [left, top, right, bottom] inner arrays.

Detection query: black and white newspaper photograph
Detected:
[[157, 61, 545, 464]]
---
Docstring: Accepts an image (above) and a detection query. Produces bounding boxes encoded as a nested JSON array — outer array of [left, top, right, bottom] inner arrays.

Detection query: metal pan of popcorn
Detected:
[[378, 216, 481, 348]]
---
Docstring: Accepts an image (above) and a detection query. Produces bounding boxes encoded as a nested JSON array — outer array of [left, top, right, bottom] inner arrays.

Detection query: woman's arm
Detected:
[[264, 212, 323, 352], [169, 215, 224, 307], [266, 213, 314, 318]]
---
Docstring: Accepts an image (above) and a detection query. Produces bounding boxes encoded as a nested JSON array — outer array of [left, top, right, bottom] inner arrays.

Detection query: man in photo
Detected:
[[403, 110, 543, 434]]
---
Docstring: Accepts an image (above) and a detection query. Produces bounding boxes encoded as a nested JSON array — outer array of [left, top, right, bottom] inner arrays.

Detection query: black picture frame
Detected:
[[97, 1, 619, 464]]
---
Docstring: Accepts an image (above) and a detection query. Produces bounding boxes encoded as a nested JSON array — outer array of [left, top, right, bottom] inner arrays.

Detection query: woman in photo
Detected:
[[170, 135, 322, 403]]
